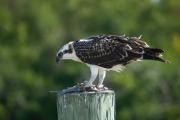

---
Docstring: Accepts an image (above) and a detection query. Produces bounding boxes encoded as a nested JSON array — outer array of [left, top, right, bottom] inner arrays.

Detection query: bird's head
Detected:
[[56, 42, 73, 63]]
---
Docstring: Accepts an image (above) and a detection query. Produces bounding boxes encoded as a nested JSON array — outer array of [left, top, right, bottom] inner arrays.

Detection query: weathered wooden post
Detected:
[[57, 90, 115, 120]]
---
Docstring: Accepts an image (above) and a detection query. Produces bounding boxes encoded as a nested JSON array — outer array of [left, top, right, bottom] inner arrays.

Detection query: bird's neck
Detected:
[[63, 52, 82, 62]]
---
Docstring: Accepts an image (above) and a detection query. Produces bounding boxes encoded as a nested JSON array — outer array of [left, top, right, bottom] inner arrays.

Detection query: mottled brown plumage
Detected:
[[73, 35, 165, 68]]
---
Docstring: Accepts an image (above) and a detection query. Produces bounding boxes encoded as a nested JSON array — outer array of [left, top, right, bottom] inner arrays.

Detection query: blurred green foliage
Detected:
[[0, 0, 180, 120]]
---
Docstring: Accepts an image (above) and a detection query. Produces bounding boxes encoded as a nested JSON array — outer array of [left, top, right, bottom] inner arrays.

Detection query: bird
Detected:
[[56, 35, 167, 89]]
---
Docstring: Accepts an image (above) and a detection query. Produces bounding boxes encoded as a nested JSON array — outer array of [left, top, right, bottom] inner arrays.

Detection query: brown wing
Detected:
[[73, 35, 145, 68]]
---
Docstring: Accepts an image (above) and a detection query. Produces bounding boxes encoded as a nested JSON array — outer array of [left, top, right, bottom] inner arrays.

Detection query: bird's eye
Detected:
[[58, 52, 63, 57], [64, 50, 68, 53], [64, 49, 72, 54]]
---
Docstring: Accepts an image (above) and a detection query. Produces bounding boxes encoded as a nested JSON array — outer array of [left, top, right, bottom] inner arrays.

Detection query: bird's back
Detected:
[[73, 35, 166, 69]]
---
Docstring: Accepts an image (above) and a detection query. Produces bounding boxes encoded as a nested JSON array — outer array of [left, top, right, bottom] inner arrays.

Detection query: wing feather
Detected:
[[73, 35, 144, 68]]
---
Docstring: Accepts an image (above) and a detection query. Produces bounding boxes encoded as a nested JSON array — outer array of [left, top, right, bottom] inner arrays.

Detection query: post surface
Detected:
[[57, 91, 115, 120]]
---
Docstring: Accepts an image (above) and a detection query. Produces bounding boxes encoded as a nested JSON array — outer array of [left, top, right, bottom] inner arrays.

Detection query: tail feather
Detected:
[[144, 48, 164, 54], [143, 48, 168, 63]]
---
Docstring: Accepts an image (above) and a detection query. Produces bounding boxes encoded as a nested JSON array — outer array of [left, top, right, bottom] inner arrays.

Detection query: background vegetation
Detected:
[[0, 0, 180, 120]]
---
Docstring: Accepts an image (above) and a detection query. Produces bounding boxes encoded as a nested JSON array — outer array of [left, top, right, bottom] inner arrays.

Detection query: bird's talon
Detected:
[[97, 84, 104, 88], [96, 85, 109, 91]]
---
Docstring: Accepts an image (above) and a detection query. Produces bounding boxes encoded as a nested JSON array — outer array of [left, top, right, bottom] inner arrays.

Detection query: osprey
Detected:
[[56, 35, 167, 88]]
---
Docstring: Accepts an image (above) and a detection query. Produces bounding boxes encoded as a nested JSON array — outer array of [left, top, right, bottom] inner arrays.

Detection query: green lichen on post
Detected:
[[57, 91, 115, 120]]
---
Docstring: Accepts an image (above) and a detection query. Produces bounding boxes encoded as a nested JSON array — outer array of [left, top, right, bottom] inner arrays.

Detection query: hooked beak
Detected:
[[56, 56, 60, 63], [56, 52, 63, 64]]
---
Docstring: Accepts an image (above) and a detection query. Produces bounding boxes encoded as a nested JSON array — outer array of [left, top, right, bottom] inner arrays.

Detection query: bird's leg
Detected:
[[97, 69, 106, 88], [84, 65, 99, 87]]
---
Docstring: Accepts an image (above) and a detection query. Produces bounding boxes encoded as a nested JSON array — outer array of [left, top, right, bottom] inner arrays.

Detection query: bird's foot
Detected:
[[58, 82, 110, 95], [84, 86, 98, 92], [83, 84, 109, 92], [82, 81, 97, 91], [82, 82, 109, 92], [97, 84, 104, 88], [96, 84, 109, 91]]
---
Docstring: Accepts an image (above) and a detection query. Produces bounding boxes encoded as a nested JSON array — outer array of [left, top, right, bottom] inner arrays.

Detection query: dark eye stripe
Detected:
[[58, 52, 63, 57], [64, 50, 68, 53], [64, 48, 73, 54]]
